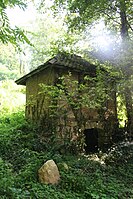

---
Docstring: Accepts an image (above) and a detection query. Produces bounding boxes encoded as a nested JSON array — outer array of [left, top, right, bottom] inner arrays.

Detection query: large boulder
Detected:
[[38, 160, 60, 185]]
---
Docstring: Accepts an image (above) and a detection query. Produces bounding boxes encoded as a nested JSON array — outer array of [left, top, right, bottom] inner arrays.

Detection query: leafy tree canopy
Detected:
[[24, 10, 83, 71], [0, 0, 31, 46], [46, 0, 133, 39], [39, 0, 133, 68]]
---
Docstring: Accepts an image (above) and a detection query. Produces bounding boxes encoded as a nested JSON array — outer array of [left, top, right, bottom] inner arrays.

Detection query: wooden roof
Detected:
[[15, 53, 96, 85]]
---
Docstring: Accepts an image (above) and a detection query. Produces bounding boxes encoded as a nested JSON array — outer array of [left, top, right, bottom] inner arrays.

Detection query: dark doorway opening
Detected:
[[84, 128, 99, 153]]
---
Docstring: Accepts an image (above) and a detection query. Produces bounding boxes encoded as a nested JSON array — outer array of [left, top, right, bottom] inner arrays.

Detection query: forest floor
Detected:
[[0, 112, 133, 199]]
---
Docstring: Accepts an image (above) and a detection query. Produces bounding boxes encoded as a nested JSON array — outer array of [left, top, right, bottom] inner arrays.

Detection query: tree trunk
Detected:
[[120, 0, 129, 39], [119, 0, 133, 138], [124, 75, 133, 138]]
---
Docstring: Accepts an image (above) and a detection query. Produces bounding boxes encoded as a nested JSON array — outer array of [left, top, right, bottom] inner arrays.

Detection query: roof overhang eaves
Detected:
[[15, 63, 49, 85], [15, 55, 97, 86]]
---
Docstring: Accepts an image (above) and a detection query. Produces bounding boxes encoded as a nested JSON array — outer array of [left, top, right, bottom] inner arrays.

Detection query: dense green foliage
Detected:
[[0, 80, 132, 199], [0, 80, 133, 198], [0, 111, 133, 198]]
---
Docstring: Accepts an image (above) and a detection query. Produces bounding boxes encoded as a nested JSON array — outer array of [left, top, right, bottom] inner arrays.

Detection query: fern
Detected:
[[0, 9, 9, 27]]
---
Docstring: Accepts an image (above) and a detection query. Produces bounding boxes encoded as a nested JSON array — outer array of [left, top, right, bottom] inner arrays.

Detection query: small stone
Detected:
[[62, 163, 69, 170], [38, 160, 60, 185]]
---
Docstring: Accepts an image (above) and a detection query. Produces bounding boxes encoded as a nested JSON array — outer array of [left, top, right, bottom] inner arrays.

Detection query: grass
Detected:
[[0, 112, 133, 199]]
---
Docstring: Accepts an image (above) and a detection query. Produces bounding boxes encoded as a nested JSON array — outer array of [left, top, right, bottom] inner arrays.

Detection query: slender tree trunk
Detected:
[[120, 0, 129, 39], [124, 84, 133, 137], [119, 0, 133, 138]]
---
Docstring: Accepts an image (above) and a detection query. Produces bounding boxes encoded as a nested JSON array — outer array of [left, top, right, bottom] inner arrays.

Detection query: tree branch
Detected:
[[127, 22, 133, 32], [103, 11, 121, 25]]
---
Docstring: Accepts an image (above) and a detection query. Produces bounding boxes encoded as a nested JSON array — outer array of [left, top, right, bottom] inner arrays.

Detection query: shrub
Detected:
[[0, 158, 15, 198]]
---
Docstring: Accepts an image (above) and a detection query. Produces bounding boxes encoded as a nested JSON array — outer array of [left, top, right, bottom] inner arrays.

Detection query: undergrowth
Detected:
[[0, 112, 133, 199]]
